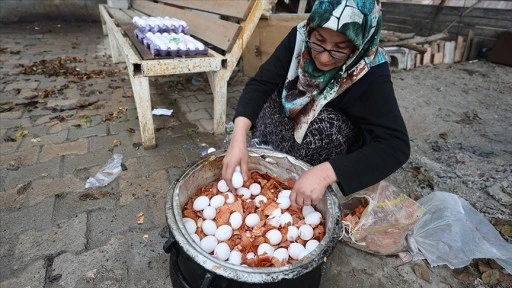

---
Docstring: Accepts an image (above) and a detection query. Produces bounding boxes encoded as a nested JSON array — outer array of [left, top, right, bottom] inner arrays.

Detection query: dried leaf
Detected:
[[15, 130, 28, 139], [143, 234, 149, 242], [79, 190, 108, 201], [136, 212, 144, 224], [112, 139, 121, 147]]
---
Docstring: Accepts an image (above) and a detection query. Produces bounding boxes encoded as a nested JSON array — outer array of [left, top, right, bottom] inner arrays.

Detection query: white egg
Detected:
[[213, 242, 231, 260], [225, 192, 235, 204], [286, 226, 299, 241], [279, 212, 293, 227], [210, 195, 226, 208], [254, 195, 267, 208], [302, 205, 315, 217], [235, 165, 241, 172], [193, 196, 210, 211], [229, 212, 243, 230], [246, 252, 255, 259], [306, 239, 320, 251], [257, 243, 275, 256], [190, 233, 200, 246], [288, 242, 306, 260], [298, 249, 310, 260], [273, 248, 289, 261], [299, 224, 314, 241], [217, 179, 229, 192], [202, 219, 217, 236], [248, 183, 261, 195], [202, 206, 216, 220], [200, 235, 218, 253], [278, 189, 291, 199], [231, 171, 244, 188], [228, 250, 242, 265], [236, 187, 251, 200], [305, 211, 322, 226], [215, 225, 233, 241], [207, 147, 216, 154], [245, 213, 260, 228], [182, 217, 197, 234], [277, 197, 291, 209], [265, 229, 282, 245]]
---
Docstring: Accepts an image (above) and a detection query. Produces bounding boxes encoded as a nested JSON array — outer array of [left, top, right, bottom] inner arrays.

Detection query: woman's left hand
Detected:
[[290, 162, 337, 206]]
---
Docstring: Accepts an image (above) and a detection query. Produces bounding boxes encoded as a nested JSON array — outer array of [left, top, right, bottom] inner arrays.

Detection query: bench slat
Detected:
[[157, 0, 255, 20], [132, 0, 241, 52]]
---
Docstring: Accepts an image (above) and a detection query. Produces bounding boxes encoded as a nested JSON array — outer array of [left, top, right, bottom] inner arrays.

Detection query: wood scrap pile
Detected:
[[380, 30, 474, 70]]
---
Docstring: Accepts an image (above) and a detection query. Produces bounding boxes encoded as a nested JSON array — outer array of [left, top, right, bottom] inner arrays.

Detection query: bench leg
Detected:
[[107, 26, 123, 64], [128, 70, 156, 149], [207, 70, 229, 134], [100, 13, 108, 35]]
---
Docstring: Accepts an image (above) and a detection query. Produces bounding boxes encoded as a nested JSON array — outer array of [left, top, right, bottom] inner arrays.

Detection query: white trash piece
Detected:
[[85, 153, 123, 188], [152, 108, 173, 116]]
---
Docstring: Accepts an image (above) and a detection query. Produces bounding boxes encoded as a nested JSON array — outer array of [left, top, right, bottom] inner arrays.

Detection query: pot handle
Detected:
[[163, 233, 179, 256], [200, 272, 215, 288]]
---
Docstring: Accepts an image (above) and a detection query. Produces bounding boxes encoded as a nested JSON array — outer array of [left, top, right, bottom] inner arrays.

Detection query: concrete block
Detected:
[[14, 213, 87, 269], [53, 188, 116, 222], [0, 259, 46, 288], [0, 146, 40, 168], [88, 199, 153, 248], [0, 197, 54, 239], [39, 138, 88, 162], [67, 122, 108, 141], [52, 235, 128, 288], [0, 157, 61, 194], [119, 170, 169, 206]]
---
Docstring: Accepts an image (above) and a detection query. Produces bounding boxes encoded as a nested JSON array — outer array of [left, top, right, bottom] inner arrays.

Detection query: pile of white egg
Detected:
[[181, 167, 324, 266]]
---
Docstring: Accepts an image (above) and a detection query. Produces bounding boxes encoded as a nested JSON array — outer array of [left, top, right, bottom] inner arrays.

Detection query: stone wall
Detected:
[[0, 0, 106, 22]]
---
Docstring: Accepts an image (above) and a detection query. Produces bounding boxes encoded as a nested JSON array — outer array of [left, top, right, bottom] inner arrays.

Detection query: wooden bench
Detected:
[[99, 0, 265, 148]]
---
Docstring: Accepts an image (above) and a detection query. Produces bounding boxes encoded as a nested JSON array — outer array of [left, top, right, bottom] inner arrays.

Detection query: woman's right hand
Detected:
[[222, 117, 252, 191]]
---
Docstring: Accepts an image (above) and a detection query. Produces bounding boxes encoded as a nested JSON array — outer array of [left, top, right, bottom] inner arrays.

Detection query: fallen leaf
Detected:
[[79, 190, 108, 201], [439, 132, 448, 140], [143, 234, 149, 242], [136, 212, 144, 224], [452, 267, 477, 282], [15, 130, 28, 139], [126, 127, 135, 133], [413, 261, 432, 283], [3, 136, 17, 142], [481, 269, 500, 285], [112, 139, 121, 147]]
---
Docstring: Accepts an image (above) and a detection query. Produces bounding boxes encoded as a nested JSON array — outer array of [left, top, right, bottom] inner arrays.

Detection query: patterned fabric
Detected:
[[281, 0, 389, 143], [254, 92, 359, 166]]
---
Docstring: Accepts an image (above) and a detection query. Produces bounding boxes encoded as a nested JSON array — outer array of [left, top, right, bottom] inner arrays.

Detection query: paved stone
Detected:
[[0, 259, 46, 288], [0, 145, 40, 167], [0, 117, 32, 130], [126, 229, 172, 287], [5, 80, 40, 90], [88, 199, 153, 248], [67, 121, 108, 141], [184, 109, 211, 121], [0, 197, 54, 239], [119, 170, 169, 206], [51, 235, 128, 288], [0, 138, 21, 155], [53, 187, 116, 222], [61, 149, 115, 174], [0, 110, 23, 120], [39, 138, 88, 162], [0, 174, 83, 209], [1, 156, 62, 192], [14, 213, 87, 269], [19, 128, 68, 149]]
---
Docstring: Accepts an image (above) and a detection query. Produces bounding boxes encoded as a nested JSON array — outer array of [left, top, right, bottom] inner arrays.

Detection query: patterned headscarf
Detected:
[[281, 0, 389, 143]]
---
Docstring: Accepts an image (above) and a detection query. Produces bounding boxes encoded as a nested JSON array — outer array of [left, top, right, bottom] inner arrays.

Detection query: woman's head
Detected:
[[305, 0, 382, 71]]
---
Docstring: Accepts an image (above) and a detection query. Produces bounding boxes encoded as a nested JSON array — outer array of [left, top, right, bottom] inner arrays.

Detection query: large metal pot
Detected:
[[165, 148, 343, 287]]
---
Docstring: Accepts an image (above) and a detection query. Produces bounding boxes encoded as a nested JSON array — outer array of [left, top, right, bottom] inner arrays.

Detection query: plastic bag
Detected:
[[85, 153, 123, 188], [407, 191, 512, 273], [340, 181, 424, 255]]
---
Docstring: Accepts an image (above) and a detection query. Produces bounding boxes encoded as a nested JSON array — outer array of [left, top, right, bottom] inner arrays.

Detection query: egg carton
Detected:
[[132, 16, 189, 34], [136, 31, 208, 57]]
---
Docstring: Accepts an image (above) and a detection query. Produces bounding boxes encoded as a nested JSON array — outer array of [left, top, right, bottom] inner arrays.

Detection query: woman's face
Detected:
[[309, 27, 356, 71]]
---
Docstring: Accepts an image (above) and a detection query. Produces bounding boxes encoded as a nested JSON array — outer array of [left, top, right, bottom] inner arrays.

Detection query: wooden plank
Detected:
[[132, 0, 241, 52], [157, 0, 254, 20], [462, 29, 474, 61], [433, 41, 444, 64], [297, 0, 308, 14], [454, 35, 465, 62], [382, 32, 447, 47], [422, 45, 432, 65]]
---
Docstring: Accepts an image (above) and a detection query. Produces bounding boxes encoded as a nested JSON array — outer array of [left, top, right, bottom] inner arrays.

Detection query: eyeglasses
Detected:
[[306, 40, 352, 60]]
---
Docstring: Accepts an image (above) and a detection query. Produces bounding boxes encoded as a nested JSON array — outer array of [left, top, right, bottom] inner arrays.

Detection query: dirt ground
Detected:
[[376, 60, 512, 287]]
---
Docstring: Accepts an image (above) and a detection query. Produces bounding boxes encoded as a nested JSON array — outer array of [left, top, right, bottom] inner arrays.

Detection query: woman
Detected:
[[222, 0, 410, 207]]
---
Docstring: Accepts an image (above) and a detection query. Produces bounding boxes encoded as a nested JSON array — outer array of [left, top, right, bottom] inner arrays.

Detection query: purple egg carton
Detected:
[[135, 31, 208, 57]]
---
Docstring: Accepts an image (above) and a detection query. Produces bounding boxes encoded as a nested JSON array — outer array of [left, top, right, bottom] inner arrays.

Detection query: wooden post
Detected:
[[433, 41, 444, 65], [454, 36, 465, 63], [422, 44, 432, 65], [463, 29, 474, 62], [207, 70, 229, 134]]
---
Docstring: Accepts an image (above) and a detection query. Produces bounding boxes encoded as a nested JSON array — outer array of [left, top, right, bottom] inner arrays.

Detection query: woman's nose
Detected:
[[317, 51, 332, 62]]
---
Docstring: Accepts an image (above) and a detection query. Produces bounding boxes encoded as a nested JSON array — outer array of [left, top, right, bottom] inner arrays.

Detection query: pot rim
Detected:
[[166, 148, 342, 283]]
